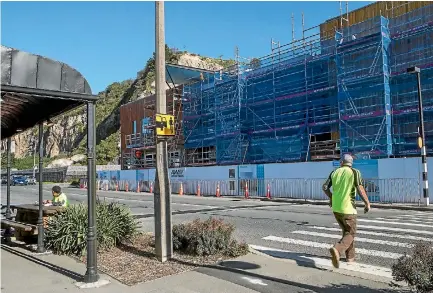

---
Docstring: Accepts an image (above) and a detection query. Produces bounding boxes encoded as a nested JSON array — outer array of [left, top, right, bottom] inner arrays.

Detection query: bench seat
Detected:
[[1, 219, 38, 234]]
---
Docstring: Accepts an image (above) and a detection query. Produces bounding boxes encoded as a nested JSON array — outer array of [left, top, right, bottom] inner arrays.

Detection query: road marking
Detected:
[[358, 218, 433, 228], [376, 217, 433, 224], [291, 230, 412, 248], [241, 276, 267, 286], [262, 235, 403, 259], [308, 226, 429, 241], [334, 223, 433, 235], [69, 193, 218, 208], [249, 245, 393, 279], [394, 214, 433, 220]]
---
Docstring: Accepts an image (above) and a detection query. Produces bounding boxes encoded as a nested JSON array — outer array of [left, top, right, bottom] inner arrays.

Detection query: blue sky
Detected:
[[1, 1, 371, 93]]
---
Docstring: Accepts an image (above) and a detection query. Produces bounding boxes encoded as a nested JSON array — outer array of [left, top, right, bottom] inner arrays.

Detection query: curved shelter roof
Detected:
[[1, 45, 98, 139]]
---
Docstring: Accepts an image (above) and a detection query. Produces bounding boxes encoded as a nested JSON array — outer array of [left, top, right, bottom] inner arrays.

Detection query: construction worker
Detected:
[[43, 185, 68, 207], [322, 154, 371, 268]]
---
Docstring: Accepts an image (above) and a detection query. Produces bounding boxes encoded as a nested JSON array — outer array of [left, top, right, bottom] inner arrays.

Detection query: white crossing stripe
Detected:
[[262, 235, 403, 259], [397, 214, 433, 219], [375, 217, 433, 224], [392, 215, 433, 221], [308, 226, 429, 241], [358, 218, 433, 228], [249, 245, 393, 279], [334, 223, 433, 235], [291, 230, 412, 248]]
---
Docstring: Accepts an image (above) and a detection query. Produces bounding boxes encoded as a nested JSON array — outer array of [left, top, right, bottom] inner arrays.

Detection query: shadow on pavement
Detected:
[[251, 246, 332, 270], [219, 260, 261, 270], [196, 265, 404, 293], [1, 243, 83, 282]]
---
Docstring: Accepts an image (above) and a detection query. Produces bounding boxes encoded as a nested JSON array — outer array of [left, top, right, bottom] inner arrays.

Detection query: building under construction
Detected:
[[121, 1, 433, 170]]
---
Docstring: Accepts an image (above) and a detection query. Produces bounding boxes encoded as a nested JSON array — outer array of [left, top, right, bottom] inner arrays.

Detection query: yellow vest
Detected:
[[53, 193, 68, 207]]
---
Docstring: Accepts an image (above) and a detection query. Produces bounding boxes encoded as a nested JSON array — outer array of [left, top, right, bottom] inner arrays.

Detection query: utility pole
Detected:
[[154, 0, 173, 262], [407, 66, 429, 206]]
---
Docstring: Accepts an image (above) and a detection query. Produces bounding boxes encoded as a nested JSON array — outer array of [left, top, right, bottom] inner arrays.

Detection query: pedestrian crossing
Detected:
[[250, 210, 433, 279]]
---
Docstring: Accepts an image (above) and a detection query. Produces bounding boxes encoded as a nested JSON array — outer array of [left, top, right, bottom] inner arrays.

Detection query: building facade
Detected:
[[120, 2, 433, 170]]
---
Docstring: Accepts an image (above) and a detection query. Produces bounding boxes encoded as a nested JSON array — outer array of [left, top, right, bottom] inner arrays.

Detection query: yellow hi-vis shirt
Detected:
[[322, 166, 363, 215], [53, 193, 68, 207]]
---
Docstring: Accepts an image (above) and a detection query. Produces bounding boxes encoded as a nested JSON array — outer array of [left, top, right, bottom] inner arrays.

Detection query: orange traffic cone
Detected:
[[179, 182, 184, 195], [125, 182, 129, 192], [266, 183, 271, 199], [197, 184, 201, 197], [244, 182, 249, 199], [137, 182, 140, 193], [149, 182, 153, 193], [216, 183, 221, 197]]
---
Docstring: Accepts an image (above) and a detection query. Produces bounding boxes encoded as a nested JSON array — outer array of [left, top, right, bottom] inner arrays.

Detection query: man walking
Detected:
[[322, 154, 371, 268]]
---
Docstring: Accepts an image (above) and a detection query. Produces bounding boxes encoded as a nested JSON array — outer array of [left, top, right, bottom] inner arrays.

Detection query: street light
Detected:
[[407, 66, 429, 206]]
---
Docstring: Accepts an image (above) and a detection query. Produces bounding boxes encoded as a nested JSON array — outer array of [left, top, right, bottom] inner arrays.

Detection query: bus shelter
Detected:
[[1, 45, 99, 283]]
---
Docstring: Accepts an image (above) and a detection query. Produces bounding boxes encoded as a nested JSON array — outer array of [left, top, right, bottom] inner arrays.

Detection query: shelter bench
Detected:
[[1, 219, 38, 235]]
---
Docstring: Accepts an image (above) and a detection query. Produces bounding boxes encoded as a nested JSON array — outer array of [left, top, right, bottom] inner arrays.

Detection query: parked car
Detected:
[[11, 176, 28, 186], [26, 177, 37, 185], [1, 177, 7, 185]]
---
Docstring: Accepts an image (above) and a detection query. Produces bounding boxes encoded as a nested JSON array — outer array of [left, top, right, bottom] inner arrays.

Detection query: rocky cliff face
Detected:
[[7, 48, 234, 166]]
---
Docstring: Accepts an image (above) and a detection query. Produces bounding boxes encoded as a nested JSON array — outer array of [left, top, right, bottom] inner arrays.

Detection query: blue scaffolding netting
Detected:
[[182, 4, 433, 166]]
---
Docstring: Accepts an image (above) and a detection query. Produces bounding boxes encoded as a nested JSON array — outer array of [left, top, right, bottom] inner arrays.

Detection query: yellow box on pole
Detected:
[[155, 113, 175, 136]]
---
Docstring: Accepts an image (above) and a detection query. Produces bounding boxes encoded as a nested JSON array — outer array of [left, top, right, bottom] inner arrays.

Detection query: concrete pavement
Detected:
[[2, 184, 431, 282], [1, 243, 398, 293]]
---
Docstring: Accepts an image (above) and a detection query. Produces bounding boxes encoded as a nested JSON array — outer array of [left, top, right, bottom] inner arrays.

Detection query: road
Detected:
[[2, 184, 432, 277]]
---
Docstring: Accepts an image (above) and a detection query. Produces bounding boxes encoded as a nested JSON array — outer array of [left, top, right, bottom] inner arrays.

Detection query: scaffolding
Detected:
[[177, 3, 433, 166], [122, 86, 184, 169], [336, 16, 393, 159], [182, 73, 217, 166], [389, 4, 433, 156]]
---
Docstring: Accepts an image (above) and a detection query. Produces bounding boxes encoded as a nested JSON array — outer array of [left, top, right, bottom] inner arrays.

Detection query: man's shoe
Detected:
[[329, 247, 340, 268]]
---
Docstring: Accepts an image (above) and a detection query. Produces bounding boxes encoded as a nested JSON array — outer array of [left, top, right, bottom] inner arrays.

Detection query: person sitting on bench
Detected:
[[43, 186, 68, 207]]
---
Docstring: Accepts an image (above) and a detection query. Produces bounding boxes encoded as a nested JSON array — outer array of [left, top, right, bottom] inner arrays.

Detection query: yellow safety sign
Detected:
[[155, 113, 175, 136]]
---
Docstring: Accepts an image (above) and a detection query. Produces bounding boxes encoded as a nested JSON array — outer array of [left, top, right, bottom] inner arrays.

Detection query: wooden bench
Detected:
[[1, 219, 38, 235]]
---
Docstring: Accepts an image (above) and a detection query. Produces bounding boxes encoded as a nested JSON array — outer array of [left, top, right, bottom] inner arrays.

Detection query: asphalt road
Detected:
[[2, 184, 432, 272]]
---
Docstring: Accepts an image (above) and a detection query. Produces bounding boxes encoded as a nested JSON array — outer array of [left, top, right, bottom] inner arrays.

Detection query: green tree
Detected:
[[96, 131, 120, 165]]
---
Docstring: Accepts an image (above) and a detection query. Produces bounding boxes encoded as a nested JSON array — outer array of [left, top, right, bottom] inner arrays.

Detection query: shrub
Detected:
[[70, 179, 80, 187], [392, 241, 433, 293], [172, 217, 249, 257], [45, 201, 139, 255], [45, 204, 88, 255]]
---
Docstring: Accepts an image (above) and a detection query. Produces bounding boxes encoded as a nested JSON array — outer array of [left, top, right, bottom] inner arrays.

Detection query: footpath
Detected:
[[1, 243, 402, 293]]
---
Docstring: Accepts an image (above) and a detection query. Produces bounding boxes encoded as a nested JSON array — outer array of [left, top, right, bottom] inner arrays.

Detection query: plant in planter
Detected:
[[392, 241, 433, 293], [172, 217, 249, 257], [45, 201, 139, 256]]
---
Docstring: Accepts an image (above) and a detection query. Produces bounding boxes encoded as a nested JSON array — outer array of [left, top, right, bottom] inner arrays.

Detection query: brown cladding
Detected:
[[120, 85, 184, 156], [320, 1, 431, 40]]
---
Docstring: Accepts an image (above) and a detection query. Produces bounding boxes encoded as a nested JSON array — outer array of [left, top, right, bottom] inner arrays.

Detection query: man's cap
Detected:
[[341, 154, 353, 166]]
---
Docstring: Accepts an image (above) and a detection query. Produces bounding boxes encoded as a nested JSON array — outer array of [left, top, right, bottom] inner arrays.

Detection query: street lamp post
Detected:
[[37, 122, 45, 253], [84, 101, 99, 283], [407, 66, 429, 206], [5, 137, 12, 241]]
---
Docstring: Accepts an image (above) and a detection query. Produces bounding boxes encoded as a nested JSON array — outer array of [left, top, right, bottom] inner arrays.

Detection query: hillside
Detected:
[[6, 46, 235, 168]]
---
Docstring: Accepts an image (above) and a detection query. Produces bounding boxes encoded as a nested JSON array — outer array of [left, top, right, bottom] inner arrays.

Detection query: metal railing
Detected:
[[79, 178, 422, 204]]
